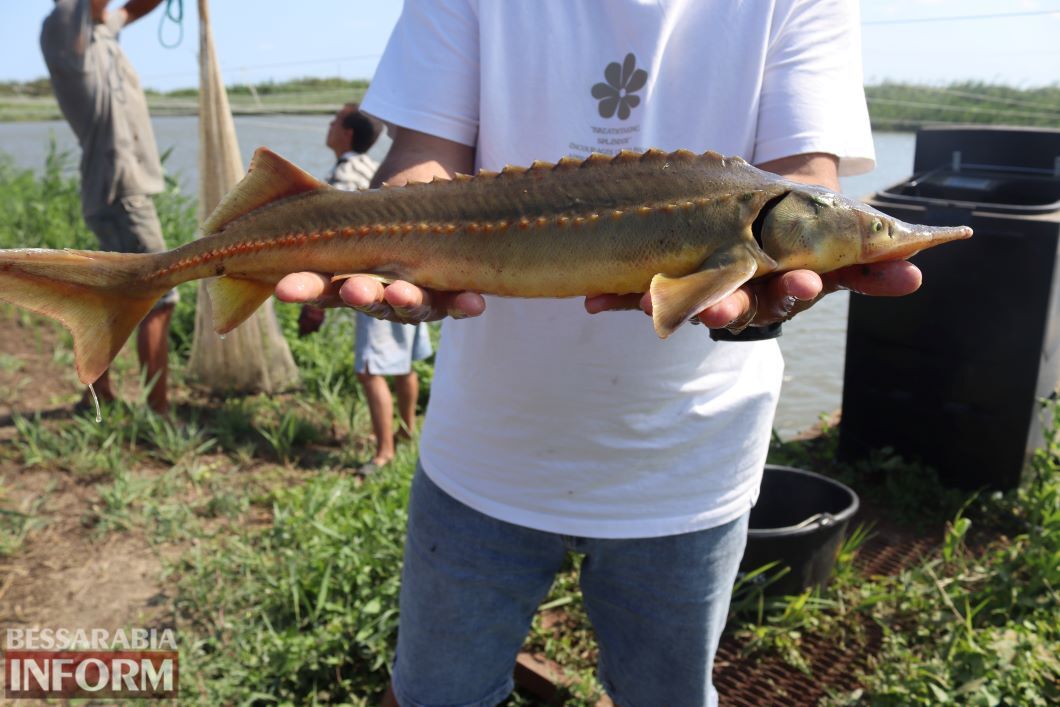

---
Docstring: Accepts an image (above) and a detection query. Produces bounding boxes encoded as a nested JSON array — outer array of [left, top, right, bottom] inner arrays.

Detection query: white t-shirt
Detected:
[[362, 0, 873, 539]]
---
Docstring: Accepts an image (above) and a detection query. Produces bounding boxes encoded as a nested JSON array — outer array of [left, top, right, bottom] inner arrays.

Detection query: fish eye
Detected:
[[872, 219, 884, 233]]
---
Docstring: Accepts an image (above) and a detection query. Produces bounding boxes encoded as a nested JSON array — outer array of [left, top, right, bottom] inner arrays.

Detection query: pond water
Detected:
[[0, 117, 917, 438]]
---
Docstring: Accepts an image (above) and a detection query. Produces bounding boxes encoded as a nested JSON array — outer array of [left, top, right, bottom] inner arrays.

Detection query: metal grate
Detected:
[[515, 532, 938, 704], [714, 534, 935, 706], [714, 621, 883, 706], [853, 535, 936, 577]]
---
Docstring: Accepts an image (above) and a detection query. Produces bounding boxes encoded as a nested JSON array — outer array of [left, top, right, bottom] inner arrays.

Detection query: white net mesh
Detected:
[[186, 0, 300, 393]]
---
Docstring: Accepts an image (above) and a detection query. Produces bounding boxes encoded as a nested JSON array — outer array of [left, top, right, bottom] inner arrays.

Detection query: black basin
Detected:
[[739, 464, 860, 596]]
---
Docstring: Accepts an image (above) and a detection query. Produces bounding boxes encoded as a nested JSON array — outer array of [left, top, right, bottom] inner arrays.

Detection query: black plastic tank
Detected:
[[839, 126, 1060, 490]]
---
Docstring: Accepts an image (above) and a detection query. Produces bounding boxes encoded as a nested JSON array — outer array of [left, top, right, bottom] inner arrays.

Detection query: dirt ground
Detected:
[[0, 315, 176, 685]]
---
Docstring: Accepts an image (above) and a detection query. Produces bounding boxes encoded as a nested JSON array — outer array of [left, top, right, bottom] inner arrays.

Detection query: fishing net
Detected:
[[185, 0, 299, 393]]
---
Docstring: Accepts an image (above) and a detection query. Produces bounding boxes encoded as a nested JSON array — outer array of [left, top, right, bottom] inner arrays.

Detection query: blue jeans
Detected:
[[391, 465, 749, 707]]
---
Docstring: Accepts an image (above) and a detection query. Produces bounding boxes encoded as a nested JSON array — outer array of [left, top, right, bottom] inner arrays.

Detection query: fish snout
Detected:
[[865, 220, 973, 263]]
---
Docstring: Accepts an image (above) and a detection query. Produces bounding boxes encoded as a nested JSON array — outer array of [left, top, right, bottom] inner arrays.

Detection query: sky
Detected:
[[1, 1, 1058, 91]]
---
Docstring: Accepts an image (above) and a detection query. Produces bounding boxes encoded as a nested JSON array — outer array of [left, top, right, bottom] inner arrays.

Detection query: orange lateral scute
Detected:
[[201, 147, 330, 235]]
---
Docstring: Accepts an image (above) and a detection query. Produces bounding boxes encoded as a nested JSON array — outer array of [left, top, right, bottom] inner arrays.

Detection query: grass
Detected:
[[0, 480, 51, 558], [847, 400, 1060, 705], [174, 457, 413, 704], [0, 145, 1057, 704]]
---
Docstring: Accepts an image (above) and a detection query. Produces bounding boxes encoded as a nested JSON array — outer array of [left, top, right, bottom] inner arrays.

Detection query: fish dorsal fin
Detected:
[[201, 147, 329, 235]]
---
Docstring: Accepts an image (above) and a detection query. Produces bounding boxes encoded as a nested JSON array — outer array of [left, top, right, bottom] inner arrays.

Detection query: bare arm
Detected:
[[120, 0, 166, 25], [369, 127, 475, 188], [760, 152, 840, 191], [99, 0, 165, 29], [90, 0, 110, 22]]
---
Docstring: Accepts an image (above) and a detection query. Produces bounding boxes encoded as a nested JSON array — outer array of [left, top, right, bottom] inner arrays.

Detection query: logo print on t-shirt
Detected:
[[591, 53, 648, 120]]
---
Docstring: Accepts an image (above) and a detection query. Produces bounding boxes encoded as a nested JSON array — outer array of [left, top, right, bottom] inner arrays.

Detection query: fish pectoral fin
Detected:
[[649, 246, 759, 338], [205, 275, 276, 334]]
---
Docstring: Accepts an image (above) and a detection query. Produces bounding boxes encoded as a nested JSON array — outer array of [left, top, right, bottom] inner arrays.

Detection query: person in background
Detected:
[[327, 102, 383, 191], [277, 1, 921, 703], [299, 102, 384, 335], [299, 103, 432, 474], [40, 0, 176, 415]]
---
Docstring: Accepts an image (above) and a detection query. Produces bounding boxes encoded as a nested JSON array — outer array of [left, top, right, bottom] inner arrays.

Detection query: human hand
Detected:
[[275, 273, 486, 323], [102, 8, 129, 32], [584, 260, 922, 331]]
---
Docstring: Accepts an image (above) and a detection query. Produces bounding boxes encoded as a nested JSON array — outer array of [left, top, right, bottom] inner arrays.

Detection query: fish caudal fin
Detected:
[[0, 249, 167, 385], [650, 245, 760, 338]]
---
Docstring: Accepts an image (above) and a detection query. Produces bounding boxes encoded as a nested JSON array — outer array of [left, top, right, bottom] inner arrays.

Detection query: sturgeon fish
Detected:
[[0, 147, 971, 385]]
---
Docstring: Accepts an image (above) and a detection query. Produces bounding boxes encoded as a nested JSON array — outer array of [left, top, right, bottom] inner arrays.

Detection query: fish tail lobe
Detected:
[[0, 248, 168, 384]]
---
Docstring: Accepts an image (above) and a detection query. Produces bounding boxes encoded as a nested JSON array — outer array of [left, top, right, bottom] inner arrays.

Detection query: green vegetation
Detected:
[[0, 480, 50, 557], [176, 462, 411, 702], [854, 455, 1059, 704], [0, 78, 53, 98], [2, 77, 1058, 128], [0, 149, 1057, 704], [865, 81, 1060, 131], [0, 76, 371, 122], [159, 76, 370, 99]]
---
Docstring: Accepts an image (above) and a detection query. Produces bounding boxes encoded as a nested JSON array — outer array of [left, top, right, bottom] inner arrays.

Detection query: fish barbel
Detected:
[[0, 147, 971, 385]]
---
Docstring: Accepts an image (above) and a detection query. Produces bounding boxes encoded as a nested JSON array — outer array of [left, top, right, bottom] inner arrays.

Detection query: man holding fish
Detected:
[[275, 1, 926, 705]]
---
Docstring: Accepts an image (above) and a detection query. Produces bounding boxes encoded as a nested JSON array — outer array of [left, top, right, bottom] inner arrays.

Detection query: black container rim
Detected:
[[872, 189, 1060, 216], [748, 464, 860, 538]]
